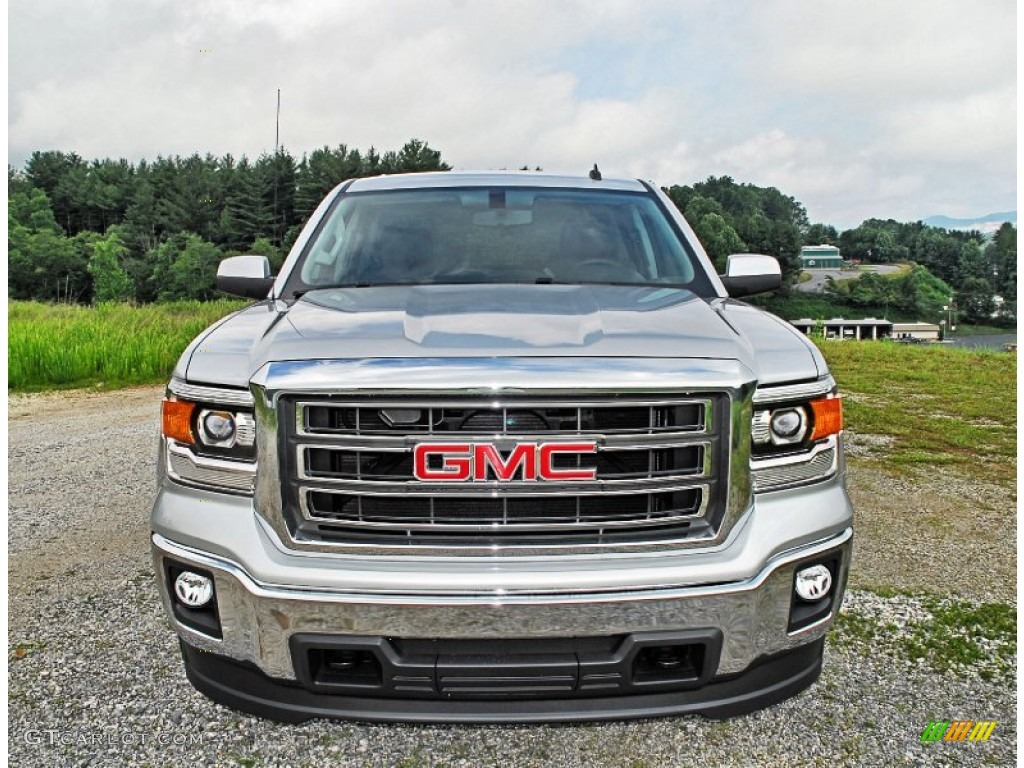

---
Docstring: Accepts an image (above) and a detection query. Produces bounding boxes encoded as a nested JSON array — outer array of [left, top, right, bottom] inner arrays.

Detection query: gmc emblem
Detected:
[[413, 442, 598, 482]]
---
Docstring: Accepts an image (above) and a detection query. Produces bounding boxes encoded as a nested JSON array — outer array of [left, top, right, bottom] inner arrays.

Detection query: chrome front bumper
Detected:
[[152, 526, 852, 683]]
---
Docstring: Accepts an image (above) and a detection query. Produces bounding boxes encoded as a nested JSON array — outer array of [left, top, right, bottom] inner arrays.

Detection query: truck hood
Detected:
[[180, 285, 824, 389]]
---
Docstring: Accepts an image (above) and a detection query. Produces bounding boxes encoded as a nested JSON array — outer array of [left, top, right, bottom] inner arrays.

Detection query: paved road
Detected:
[[7, 388, 1015, 767], [948, 333, 1017, 350]]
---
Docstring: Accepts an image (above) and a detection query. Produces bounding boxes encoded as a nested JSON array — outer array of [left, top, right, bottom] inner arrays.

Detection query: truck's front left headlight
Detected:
[[160, 384, 257, 495]]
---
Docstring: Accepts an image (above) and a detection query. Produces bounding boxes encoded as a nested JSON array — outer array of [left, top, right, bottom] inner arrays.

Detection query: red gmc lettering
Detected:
[[413, 442, 597, 482], [538, 443, 599, 480], [414, 442, 472, 480], [472, 444, 537, 481]]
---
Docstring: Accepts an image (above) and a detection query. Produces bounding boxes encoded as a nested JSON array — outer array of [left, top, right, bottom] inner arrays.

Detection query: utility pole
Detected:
[[273, 89, 280, 246]]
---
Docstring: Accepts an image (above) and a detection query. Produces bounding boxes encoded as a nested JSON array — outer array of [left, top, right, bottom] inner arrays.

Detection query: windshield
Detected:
[[285, 186, 713, 296]]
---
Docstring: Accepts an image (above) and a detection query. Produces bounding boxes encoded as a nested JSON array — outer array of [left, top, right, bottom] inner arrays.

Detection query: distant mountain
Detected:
[[922, 211, 1016, 234]]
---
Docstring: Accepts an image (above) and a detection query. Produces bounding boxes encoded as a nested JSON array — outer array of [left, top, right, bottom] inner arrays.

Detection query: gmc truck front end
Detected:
[[152, 172, 852, 722]]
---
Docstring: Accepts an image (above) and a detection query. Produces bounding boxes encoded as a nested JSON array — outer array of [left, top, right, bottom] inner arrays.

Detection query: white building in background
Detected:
[[799, 245, 844, 269], [890, 322, 941, 342], [789, 318, 942, 341]]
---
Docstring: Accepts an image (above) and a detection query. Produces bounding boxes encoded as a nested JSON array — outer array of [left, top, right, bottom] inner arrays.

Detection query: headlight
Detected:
[[199, 410, 237, 446], [161, 391, 257, 494], [750, 386, 843, 492], [752, 397, 841, 452], [770, 408, 802, 438]]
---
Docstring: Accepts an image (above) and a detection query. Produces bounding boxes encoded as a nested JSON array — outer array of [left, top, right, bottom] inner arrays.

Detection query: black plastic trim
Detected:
[[178, 636, 824, 724], [289, 630, 722, 700]]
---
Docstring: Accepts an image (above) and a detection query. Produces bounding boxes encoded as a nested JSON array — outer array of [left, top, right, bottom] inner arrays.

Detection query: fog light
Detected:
[[174, 571, 214, 608], [795, 564, 832, 601]]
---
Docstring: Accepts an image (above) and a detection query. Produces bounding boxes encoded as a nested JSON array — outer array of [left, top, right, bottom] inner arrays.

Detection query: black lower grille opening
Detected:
[[292, 631, 719, 701]]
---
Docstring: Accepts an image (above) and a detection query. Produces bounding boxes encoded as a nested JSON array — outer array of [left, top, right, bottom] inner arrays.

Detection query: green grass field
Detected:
[[8, 300, 248, 391]]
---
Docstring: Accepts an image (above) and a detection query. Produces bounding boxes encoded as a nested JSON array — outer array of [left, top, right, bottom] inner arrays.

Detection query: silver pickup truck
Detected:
[[152, 171, 852, 723]]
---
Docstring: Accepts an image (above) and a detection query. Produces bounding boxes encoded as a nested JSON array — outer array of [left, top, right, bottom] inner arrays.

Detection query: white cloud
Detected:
[[876, 86, 1017, 164], [7, 0, 1017, 230]]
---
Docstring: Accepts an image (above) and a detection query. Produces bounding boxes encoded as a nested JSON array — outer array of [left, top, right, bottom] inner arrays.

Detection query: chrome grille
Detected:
[[280, 396, 727, 547]]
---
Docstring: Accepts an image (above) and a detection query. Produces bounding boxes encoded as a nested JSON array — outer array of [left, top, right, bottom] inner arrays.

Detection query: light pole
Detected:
[[942, 298, 956, 337]]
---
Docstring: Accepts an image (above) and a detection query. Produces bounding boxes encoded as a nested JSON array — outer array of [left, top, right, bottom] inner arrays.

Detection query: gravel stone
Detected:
[[7, 387, 1017, 767]]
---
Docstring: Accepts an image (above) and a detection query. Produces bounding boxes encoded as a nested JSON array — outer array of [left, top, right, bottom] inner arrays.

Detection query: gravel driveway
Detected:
[[7, 387, 1016, 767]]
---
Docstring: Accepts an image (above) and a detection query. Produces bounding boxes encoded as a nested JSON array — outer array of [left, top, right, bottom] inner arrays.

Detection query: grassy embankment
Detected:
[[818, 339, 1016, 485], [818, 339, 1016, 679], [8, 300, 248, 391]]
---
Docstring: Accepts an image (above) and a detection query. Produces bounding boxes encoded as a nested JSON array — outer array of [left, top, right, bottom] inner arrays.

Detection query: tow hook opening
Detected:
[[632, 643, 705, 684]]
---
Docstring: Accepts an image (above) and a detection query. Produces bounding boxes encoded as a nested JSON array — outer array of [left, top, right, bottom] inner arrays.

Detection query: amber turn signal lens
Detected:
[[808, 397, 843, 441], [162, 399, 196, 444]]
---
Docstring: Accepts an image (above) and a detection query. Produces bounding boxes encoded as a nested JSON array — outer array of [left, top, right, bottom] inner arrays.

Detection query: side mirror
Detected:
[[720, 253, 781, 298], [217, 255, 275, 299]]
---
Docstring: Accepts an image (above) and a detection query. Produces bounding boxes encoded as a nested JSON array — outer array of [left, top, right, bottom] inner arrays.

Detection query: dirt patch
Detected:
[[7, 385, 165, 624], [846, 460, 1016, 603], [8, 384, 164, 420]]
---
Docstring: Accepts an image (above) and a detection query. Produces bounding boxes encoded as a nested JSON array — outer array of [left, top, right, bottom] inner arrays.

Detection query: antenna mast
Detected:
[[273, 88, 280, 245]]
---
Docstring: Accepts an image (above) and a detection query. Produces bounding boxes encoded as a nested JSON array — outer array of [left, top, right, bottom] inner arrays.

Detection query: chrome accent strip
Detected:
[[752, 376, 836, 405], [152, 527, 853, 679], [751, 438, 838, 493], [165, 440, 257, 495], [295, 475, 711, 496], [252, 358, 753, 396], [295, 431, 712, 451], [295, 442, 711, 486], [298, 485, 711, 530], [169, 378, 255, 407], [787, 611, 835, 637]]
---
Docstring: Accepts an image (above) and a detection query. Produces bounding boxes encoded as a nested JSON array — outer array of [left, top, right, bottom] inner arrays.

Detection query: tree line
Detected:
[[7, 142, 1016, 324], [665, 178, 1015, 324], [8, 140, 449, 302]]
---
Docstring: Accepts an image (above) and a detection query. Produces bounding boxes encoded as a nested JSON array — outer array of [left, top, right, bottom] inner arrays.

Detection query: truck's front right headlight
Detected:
[[160, 382, 257, 495]]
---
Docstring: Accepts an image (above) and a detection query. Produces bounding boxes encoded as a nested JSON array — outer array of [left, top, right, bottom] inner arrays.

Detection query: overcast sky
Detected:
[[8, 0, 1017, 229]]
